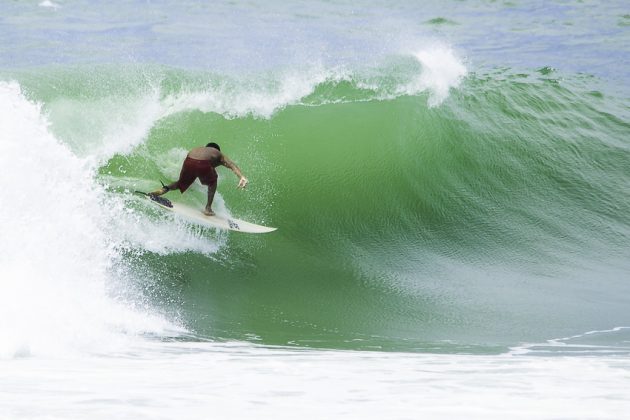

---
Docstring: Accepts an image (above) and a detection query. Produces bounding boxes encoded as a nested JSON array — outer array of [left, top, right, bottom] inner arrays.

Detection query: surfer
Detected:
[[149, 142, 248, 216]]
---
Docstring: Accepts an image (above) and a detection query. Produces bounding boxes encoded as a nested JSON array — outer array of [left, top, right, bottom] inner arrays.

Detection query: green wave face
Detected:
[[14, 63, 630, 352]]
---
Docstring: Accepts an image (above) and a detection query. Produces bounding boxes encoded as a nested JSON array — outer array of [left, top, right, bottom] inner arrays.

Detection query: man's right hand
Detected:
[[237, 177, 249, 189]]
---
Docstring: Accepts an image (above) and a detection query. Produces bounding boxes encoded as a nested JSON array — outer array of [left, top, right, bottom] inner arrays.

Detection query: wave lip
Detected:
[[37, 47, 466, 165], [404, 46, 467, 107], [154, 47, 467, 125]]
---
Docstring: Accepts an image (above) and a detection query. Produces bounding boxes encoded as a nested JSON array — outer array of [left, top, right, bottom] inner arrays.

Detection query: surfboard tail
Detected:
[[134, 191, 173, 208]]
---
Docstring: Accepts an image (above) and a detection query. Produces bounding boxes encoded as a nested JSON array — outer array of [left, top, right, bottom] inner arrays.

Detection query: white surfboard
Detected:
[[136, 192, 277, 234]]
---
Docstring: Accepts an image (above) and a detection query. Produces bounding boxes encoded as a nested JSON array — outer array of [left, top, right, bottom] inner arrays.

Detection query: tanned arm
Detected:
[[221, 154, 249, 188]]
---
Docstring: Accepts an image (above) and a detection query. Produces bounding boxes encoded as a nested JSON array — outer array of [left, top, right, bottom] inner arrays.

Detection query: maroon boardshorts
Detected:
[[175, 156, 218, 193]]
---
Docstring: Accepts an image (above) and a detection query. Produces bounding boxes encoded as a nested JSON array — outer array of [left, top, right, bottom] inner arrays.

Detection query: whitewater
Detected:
[[1, 0, 630, 418]]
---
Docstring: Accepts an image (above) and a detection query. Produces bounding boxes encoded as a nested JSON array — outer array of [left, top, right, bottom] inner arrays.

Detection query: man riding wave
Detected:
[[150, 142, 248, 216]]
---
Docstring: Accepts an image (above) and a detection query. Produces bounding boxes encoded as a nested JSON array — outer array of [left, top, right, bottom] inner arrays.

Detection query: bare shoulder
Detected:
[[188, 147, 221, 161], [220, 153, 235, 166]]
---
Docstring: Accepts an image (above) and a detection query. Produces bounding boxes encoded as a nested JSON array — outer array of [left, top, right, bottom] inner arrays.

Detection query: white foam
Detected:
[[2, 341, 630, 419], [0, 81, 179, 358], [404, 45, 467, 107], [106, 191, 225, 257]]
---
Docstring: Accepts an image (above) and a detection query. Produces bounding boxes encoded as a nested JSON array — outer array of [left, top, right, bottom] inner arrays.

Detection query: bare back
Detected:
[[187, 146, 222, 167]]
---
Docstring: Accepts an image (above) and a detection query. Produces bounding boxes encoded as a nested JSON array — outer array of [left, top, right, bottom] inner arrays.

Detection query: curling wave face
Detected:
[[4, 51, 627, 353]]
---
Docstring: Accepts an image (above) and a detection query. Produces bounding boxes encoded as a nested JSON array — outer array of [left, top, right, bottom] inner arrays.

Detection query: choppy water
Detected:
[[1, 1, 629, 418]]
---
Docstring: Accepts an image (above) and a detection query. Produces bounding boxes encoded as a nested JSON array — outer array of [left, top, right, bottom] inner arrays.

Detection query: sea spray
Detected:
[[410, 46, 467, 106], [0, 81, 178, 358]]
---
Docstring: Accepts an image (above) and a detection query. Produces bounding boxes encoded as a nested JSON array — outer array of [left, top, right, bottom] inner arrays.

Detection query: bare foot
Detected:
[[202, 208, 215, 216], [149, 187, 167, 196]]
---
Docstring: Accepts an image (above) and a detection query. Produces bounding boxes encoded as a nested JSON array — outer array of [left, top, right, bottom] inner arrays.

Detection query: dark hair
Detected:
[[206, 142, 221, 151]]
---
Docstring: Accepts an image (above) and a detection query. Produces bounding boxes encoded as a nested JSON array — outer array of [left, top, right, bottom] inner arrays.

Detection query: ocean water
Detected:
[[1, 1, 629, 418]]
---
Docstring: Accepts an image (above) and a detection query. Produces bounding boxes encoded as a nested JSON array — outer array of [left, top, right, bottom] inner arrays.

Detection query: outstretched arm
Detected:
[[221, 154, 248, 188]]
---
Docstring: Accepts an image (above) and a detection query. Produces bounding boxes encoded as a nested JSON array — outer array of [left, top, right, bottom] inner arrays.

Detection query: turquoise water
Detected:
[[1, 1, 630, 418]]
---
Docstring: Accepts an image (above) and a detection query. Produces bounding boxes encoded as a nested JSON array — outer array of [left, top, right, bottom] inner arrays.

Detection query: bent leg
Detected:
[[150, 181, 179, 196]]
